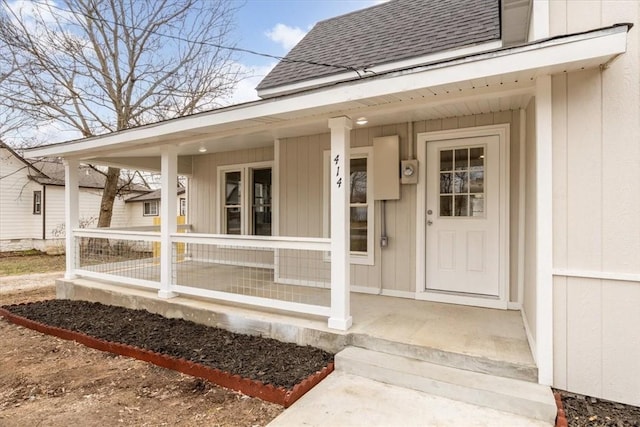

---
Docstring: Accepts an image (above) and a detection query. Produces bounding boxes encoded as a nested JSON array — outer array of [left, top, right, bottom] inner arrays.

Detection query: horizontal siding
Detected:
[[0, 148, 43, 240], [45, 186, 130, 237]]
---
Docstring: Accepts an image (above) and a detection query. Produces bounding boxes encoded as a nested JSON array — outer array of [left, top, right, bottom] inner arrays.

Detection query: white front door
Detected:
[[425, 135, 502, 297]]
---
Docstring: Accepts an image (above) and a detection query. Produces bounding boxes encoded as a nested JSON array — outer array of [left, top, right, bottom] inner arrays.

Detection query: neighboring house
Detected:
[[0, 141, 149, 252], [27, 0, 640, 411], [125, 186, 187, 226]]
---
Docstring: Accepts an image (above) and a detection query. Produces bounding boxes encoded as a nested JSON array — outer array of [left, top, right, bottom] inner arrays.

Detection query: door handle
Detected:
[[427, 220, 433, 226]]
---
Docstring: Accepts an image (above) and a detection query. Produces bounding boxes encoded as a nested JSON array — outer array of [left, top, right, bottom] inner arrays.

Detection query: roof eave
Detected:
[[25, 24, 631, 159]]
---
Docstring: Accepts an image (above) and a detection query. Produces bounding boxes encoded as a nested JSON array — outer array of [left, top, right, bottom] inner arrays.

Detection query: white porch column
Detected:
[[535, 75, 553, 385], [328, 116, 353, 330], [63, 158, 79, 280], [158, 145, 178, 299]]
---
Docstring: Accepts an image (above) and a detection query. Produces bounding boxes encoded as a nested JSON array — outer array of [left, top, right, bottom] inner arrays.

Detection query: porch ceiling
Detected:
[[26, 24, 630, 171]]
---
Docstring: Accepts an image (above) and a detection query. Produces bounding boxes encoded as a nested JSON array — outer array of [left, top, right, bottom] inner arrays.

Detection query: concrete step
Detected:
[[335, 346, 557, 425], [349, 332, 538, 382]]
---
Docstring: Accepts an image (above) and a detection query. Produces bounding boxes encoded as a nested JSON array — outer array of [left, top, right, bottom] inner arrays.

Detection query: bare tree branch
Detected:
[[0, 0, 241, 226]]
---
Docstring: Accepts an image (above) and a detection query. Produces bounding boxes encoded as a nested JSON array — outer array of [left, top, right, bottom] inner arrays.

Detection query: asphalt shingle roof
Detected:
[[28, 159, 148, 192], [257, 0, 500, 93], [125, 187, 185, 202]]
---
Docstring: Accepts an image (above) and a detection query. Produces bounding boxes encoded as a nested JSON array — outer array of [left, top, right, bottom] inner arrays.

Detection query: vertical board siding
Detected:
[[189, 147, 274, 234], [523, 98, 538, 340], [554, 278, 640, 407], [550, 0, 640, 406], [276, 112, 522, 295]]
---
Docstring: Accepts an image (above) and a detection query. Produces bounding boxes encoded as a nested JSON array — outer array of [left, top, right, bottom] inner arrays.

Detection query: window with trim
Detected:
[[323, 148, 374, 265], [219, 163, 272, 235], [179, 198, 186, 216], [143, 200, 159, 216], [33, 191, 42, 215]]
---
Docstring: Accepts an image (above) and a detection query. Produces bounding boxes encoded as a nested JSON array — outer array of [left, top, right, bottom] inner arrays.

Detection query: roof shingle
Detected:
[[257, 0, 500, 94]]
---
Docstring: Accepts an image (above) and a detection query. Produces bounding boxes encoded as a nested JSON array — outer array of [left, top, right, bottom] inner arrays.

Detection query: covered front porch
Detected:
[[56, 276, 537, 382], [28, 24, 630, 389]]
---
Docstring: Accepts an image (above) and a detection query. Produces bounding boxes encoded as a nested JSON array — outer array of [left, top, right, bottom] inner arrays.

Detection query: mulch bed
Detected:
[[555, 390, 640, 427], [1, 300, 334, 407]]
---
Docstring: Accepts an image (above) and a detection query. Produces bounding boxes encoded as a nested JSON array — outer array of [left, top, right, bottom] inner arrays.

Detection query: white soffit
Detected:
[[26, 25, 629, 159]]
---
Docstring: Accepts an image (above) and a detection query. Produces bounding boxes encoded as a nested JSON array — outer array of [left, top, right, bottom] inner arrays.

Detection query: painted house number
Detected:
[[334, 154, 342, 188]]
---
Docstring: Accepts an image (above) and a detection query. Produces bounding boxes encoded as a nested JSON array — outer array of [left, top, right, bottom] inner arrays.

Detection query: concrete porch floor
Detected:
[[56, 277, 536, 382]]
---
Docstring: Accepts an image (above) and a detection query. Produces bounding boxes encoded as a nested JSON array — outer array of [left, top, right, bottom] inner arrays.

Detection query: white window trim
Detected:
[[143, 200, 159, 216], [33, 190, 42, 215], [323, 147, 374, 265], [217, 161, 274, 235]]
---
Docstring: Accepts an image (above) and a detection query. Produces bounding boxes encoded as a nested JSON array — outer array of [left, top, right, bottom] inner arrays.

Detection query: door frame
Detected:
[[415, 124, 510, 309]]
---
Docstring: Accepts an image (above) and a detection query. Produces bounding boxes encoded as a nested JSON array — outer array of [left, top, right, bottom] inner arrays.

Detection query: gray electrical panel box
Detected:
[[373, 135, 400, 200]]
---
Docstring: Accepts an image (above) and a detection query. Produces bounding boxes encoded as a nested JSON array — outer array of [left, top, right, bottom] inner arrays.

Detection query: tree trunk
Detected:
[[98, 167, 121, 228]]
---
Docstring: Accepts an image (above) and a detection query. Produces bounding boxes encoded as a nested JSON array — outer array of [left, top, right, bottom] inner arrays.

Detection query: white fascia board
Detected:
[[26, 25, 628, 159], [256, 41, 504, 98]]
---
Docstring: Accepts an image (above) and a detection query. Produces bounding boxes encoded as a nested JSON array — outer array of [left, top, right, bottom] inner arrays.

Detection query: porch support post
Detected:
[[535, 75, 553, 385], [158, 145, 178, 299], [328, 116, 353, 330], [63, 158, 79, 280]]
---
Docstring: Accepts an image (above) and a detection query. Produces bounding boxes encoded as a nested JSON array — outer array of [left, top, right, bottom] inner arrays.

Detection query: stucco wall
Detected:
[[549, 0, 640, 406]]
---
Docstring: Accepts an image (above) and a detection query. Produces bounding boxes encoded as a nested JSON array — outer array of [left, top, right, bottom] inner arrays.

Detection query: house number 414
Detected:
[[334, 154, 342, 188]]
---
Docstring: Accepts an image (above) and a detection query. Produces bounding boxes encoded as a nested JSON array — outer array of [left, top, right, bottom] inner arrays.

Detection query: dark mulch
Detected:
[[2, 300, 333, 389], [557, 390, 640, 426]]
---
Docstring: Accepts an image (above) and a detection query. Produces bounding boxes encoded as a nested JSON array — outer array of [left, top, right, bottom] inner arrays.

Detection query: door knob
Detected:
[[427, 220, 433, 226]]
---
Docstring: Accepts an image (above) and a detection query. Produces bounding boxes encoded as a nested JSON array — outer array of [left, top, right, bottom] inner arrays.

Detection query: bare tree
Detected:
[[0, 0, 240, 227]]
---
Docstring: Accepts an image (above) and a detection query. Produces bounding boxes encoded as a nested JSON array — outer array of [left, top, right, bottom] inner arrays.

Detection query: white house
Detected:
[[0, 141, 149, 252], [26, 0, 640, 416]]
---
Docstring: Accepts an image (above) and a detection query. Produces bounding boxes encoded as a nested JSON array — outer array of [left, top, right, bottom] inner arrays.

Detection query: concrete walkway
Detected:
[[268, 372, 551, 427], [0, 271, 62, 293]]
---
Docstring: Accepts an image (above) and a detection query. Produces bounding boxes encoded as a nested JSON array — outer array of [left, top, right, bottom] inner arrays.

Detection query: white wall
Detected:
[[44, 186, 130, 238], [522, 97, 537, 347], [0, 148, 43, 248], [549, 0, 640, 406]]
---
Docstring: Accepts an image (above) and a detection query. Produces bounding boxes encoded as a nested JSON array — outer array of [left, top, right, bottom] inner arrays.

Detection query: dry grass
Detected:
[[0, 251, 65, 276]]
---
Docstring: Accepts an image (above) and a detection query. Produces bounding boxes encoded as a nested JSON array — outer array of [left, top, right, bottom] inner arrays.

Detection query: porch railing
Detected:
[[70, 229, 331, 317], [73, 228, 161, 290], [171, 233, 331, 317]]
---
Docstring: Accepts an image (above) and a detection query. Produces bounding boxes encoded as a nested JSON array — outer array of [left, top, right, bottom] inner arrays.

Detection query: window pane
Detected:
[[470, 147, 484, 168], [350, 158, 367, 204], [350, 207, 367, 252], [455, 149, 469, 170], [470, 171, 484, 193], [252, 168, 272, 236], [440, 150, 453, 171], [454, 195, 469, 216], [471, 195, 485, 217], [226, 207, 241, 234], [225, 171, 241, 205], [440, 173, 452, 194], [440, 195, 452, 216], [454, 172, 468, 193]]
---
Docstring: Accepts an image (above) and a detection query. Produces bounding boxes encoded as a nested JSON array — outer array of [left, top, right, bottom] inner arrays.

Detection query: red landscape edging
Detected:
[[554, 392, 568, 427], [0, 306, 333, 408]]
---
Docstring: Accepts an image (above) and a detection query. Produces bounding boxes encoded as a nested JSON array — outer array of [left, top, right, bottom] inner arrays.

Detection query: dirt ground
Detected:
[[0, 288, 283, 427]]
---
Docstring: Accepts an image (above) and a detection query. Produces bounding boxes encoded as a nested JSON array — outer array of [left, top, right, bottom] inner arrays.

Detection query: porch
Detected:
[[56, 275, 537, 382]]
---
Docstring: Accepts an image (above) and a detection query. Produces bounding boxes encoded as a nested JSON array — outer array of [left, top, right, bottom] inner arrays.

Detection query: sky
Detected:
[[225, 0, 384, 103], [0, 0, 384, 145]]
